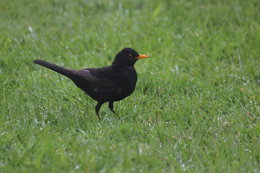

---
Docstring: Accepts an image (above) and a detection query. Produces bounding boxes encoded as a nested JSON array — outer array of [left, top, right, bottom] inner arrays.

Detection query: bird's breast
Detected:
[[121, 67, 137, 94]]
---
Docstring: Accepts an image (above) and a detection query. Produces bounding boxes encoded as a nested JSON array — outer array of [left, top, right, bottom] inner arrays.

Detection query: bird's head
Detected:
[[112, 48, 148, 66]]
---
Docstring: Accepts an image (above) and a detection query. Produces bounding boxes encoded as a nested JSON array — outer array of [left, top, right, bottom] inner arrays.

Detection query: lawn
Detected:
[[0, 0, 259, 172]]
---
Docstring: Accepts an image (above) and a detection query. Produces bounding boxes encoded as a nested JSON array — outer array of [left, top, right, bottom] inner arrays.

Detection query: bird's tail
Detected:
[[33, 60, 74, 78]]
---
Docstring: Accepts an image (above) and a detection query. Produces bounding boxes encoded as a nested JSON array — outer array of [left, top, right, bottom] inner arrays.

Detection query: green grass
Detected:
[[0, 0, 259, 172]]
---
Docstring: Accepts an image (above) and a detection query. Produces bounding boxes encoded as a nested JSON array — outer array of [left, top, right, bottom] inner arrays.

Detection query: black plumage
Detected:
[[33, 48, 148, 118]]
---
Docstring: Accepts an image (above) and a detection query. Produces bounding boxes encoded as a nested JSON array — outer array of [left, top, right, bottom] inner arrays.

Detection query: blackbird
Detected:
[[33, 48, 148, 118]]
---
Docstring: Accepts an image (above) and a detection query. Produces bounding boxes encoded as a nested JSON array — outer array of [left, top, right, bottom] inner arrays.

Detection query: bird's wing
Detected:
[[73, 69, 117, 87], [73, 69, 99, 82], [72, 68, 124, 97]]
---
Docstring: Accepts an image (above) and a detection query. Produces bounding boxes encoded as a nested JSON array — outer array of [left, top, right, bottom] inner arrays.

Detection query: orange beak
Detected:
[[134, 54, 149, 59]]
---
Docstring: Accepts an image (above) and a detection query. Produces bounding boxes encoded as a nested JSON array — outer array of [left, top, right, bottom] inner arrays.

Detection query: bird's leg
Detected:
[[95, 102, 104, 119], [109, 102, 121, 119], [108, 101, 115, 113]]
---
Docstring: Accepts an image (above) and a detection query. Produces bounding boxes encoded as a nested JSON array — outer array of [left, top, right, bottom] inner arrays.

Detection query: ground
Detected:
[[0, 0, 259, 172]]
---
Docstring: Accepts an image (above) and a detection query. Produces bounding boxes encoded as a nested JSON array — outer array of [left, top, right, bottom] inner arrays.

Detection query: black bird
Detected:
[[33, 48, 148, 118]]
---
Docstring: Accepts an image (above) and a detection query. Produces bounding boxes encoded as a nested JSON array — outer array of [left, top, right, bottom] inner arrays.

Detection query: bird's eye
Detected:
[[128, 54, 133, 58]]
